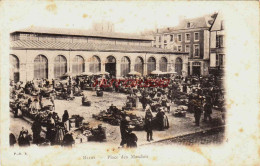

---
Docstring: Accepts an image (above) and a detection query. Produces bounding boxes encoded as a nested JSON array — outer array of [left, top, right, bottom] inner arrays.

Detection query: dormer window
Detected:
[[187, 22, 191, 28]]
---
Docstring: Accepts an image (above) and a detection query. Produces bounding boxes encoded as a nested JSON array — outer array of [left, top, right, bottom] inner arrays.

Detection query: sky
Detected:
[[2, 1, 222, 34]]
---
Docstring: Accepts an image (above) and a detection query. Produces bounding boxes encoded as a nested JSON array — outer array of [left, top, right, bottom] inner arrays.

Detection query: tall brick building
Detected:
[[153, 15, 216, 76], [9, 27, 188, 82]]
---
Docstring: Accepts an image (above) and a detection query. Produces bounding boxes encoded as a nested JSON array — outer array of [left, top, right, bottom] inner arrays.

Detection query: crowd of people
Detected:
[[9, 73, 225, 148]]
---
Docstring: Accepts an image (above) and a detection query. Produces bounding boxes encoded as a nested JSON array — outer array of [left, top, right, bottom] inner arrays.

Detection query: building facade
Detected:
[[153, 15, 216, 76], [209, 13, 225, 76], [9, 27, 188, 82]]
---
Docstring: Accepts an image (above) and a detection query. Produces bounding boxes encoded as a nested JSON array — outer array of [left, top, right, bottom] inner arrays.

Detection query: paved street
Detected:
[[10, 90, 224, 146]]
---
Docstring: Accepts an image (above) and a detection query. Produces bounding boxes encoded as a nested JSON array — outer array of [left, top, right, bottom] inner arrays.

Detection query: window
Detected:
[[177, 34, 182, 42], [194, 44, 200, 57], [164, 44, 167, 48], [170, 35, 174, 41], [159, 45, 161, 48], [194, 32, 199, 41], [185, 33, 191, 42], [159, 57, 167, 72], [216, 35, 224, 48], [216, 54, 224, 67], [216, 54, 219, 66], [187, 22, 190, 28], [164, 40, 167, 43], [185, 45, 190, 53], [178, 46, 182, 52], [159, 36, 161, 42]]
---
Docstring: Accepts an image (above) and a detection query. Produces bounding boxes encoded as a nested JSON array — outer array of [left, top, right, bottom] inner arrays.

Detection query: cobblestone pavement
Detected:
[[10, 90, 225, 147]]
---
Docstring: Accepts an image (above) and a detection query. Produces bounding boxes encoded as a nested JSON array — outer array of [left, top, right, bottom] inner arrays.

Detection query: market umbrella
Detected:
[[127, 71, 141, 76], [94, 71, 110, 75], [80, 72, 93, 76], [150, 70, 163, 75], [63, 72, 72, 77]]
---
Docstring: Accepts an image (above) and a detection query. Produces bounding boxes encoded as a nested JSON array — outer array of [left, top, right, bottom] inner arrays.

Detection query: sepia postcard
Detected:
[[0, 1, 259, 166]]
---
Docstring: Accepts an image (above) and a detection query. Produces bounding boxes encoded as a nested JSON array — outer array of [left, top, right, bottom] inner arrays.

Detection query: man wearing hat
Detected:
[[120, 114, 128, 147], [144, 109, 153, 141]]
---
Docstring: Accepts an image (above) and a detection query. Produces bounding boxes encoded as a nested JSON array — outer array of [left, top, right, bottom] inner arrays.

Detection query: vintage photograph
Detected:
[[9, 9, 225, 148], [1, 1, 259, 166]]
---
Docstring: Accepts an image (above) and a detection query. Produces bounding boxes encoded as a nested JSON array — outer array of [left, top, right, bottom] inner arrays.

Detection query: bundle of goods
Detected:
[[150, 102, 162, 112], [126, 113, 145, 131], [70, 115, 84, 128], [82, 96, 91, 106], [172, 107, 187, 117], [73, 88, 83, 96], [88, 125, 107, 142], [41, 99, 54, 111], [92, 109, 122, 126], [96, 90, 103, 97], [41, 88, 54, 98], [122, 96, 137, 110]]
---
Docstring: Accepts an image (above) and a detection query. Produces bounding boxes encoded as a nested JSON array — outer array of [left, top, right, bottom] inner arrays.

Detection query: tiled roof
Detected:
[[158, 15, 214, 33], [11, 26, 154, 41], [10, 40, 186, 54]]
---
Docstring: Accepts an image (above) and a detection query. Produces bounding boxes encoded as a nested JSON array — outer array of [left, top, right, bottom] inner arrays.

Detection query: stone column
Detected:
[[130, 63, 134, 72], [48, 62, 54, 79], [101, 60, 106, 72], [143, 63, 147, 76], [85, 61, 89, 72], [156, 61, 159, 71], [116, 60, 121, 78]]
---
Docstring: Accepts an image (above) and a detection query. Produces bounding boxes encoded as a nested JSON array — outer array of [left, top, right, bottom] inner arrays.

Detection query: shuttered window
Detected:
[[10, 54, 20, 82], [147, 57, 156, 75], [89, 56, 101, 73], [54, 55, 67, 78], [159, 57, 167, 72], [121, 56, 130, 76], [134, 57, 144, 75], [72, 55, 84, 75], [34, 55, 48, 79]]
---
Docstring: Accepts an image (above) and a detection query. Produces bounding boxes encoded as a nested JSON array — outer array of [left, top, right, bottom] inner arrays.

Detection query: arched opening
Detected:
[[72, 55, 85, 75], [159, 57, 167, 72], [10, 54, 19, 82], [34, 55, 48, 79], [147, 57, 156, 75], [175, 57, 183, 75], [54, 55, 67, 78], [134, 57, 144, 76], [121, 56, 130, 76], [105, 56, 116, 77], [89, 56, 101, 73]]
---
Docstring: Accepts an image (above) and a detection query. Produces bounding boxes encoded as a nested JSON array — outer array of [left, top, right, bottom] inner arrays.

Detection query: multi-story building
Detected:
[[153, 15, 216, 76], [209, 13, 225, 77], [9, 27, 188, 82]]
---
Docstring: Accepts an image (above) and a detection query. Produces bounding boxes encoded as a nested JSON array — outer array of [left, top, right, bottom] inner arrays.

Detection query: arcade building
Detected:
[[9, 27, 188, 82]]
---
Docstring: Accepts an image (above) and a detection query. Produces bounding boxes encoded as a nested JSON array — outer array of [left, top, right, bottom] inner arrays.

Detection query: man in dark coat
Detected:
[[144, 109, 153, 141], [120, 114, 128, 147], [126, 129, 138, 148], [62, 132, 75, 147], [204, 103, 212, 122], [194, 100, 202, 126], [18, 129, 30, 147], [9, 133, 16, 147], [31, 117, 42, 144], [156, 109, 164, 131]]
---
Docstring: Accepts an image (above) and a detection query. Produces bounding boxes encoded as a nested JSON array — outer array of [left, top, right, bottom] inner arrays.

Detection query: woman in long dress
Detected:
[[62, 110, 70, 133]]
